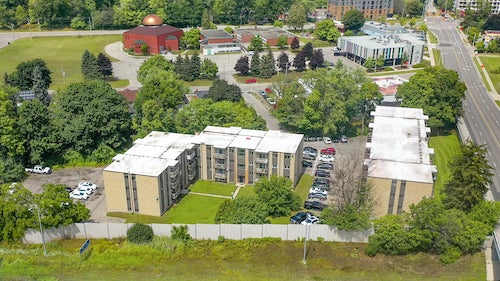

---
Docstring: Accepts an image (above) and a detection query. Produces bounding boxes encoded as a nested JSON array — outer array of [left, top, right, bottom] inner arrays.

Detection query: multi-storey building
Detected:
[[103, 127, 304, 216], [455, 0, 500, 15], [327, 0, 394, 20], [364, 106, 437, 218]]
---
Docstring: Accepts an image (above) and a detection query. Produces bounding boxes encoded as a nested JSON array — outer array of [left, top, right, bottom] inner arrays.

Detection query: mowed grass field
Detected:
[[0, 238, 485, 280], [0, 35, 122, 90], [479, 54, 500, 93], [429, 133, 461, 201]]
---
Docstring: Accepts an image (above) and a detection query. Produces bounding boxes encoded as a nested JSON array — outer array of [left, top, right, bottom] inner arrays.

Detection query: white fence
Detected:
[[23, 223, 373, 244]]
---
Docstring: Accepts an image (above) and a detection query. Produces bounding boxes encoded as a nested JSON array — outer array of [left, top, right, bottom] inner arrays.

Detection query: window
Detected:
[[387, 179, 397, 214], [284, 165, 290, 169], [124, 174, 132, 212], [284, 153, 291, 159], [397, 181, 406, 214], [272, 164, 278, 168], [238, 149, 245, 156], [132, 175, 139, 213]]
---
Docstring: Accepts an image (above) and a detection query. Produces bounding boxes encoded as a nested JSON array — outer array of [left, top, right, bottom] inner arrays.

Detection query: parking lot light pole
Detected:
[[302, 223, 308, 264], [35, 204, 47, 256]]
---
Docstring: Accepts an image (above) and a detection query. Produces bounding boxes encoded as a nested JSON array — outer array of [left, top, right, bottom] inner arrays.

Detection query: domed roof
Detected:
[[142, 14, 163, 26]]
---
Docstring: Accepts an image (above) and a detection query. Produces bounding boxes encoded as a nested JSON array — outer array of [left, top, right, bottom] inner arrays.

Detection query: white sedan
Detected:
[[70, 190, 88, 200], [301, 216, 319, 225], [78, 181, 97, 191], [309, 187, 327, 196], [323, 137, 332, 144], [318, 154, 334, 163]]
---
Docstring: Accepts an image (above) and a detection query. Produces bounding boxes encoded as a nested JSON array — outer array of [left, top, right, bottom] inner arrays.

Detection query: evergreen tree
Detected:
[[260, 50, 276, 78], [291, 36, 300, 51], [81, 50, 101, 80], [181, 55, 194, 81], [293, 51, 307, 72], [277, 52, 290, 73], [250, 53, 261, 77], [31, 66, 50, 106], [174, 54, 184, 74], [309, 49, 325, 70], [200, 59, 218, 80], [234, 56, 250, 76], [302, 42, 314, 60], [97, 53, 113, 78], [190, 52, 201, 79]]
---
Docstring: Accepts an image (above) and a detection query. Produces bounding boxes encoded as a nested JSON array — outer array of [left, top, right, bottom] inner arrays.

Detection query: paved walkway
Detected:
[[189, 184, 243, 199]]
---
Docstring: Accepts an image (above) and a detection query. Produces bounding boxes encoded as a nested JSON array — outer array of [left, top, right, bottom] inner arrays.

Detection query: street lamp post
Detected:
[[302, 223, 308, 264], [35, 204, 47, 256]]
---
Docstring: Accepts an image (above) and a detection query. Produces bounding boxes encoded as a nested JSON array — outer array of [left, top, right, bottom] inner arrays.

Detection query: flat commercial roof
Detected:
[[366, 106, 436, 183], [340, 35, 423, 50], [200, 29, 233, 39], [255, 130, 303, 154], [235, 27, 294, 39]]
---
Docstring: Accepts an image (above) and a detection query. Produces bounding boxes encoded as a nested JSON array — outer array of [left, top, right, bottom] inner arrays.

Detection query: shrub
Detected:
[[440, 247, 462, 264], [127, 223, 154, 244], [171, 225, 192, 244], [217, 235, 226, 243]]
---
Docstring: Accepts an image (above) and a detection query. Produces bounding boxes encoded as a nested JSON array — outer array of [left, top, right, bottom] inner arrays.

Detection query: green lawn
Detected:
[[0, 35, 122, 90], [189, 180, 236, 196], [367, 69, 417, 77], [429, 133, 461, 201], [107, 79, 129, 88], [473, 56, 492, 91], [432, 49, 442, 67], [429, 31, 438, 44], [186, 79, 214, 87], [298, 37, 334, 47], [233, 71, 304, 84], [479, 54, 500, 93], [0, 238, 485, 280], [236, 185, 257, 198]]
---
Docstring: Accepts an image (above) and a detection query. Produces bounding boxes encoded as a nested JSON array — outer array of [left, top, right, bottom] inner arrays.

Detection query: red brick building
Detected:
[[123, 14, 183, 54], [234, 27, 295, 47]]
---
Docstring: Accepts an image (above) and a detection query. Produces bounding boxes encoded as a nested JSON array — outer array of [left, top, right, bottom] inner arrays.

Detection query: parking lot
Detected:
[[302, 136, 367, 206], [22, 167, 124, 223]]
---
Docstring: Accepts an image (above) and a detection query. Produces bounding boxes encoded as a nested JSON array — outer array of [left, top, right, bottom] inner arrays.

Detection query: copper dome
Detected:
[[142, 14, 163, 26]]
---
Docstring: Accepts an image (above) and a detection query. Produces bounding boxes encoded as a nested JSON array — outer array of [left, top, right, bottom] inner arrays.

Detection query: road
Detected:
[[427, 17, 500, 200]]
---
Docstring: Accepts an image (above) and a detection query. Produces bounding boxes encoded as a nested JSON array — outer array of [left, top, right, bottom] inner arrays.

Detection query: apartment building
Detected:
[[455, 0, 500, 15], [103, 127, 304, 216], [327, 0, 394, 20], [364, 106, 437, 218]]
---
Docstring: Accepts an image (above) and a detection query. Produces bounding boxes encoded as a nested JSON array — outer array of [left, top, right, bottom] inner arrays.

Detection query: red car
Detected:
[[246, 78, 257, 84], [320, 147, 336, 155]]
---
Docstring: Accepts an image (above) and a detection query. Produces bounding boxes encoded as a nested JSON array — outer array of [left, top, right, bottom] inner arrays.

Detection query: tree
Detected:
[[277, 52, 291, 73], [206, 79, 242, 102], [97, 53, 113, 78], [287, 3, 307, 30], [248, 36, 264, 52], [201, 9, 216, 29], [137, 55, 174, 83], [486, 40, 498, 53], [0, 183, 34, 242], [140, 44, 150, 55], [301, 42, 314, 61], [250, 52, 262, 77], [255, 175, 301, 217], [171, 225, 192, 244], [364, 57, 375, 71], [483, 14, 500, 30], [189, 52, 201, 80], [127, 223, 154, 244], [181, 28, 201, 49], [215, 197, 270, 224], [81, 49, 101, 80], [375, 55, 385, 72], [342, 9, 365, 32], [405, 0, 423, 16], [259, 50, 276, 78], [443, 141, 493, 212], [309, 49, 324, 70], [274, 80, 307, 129], [7, 59, 52, 91], [175, 55, 194, 81], [35, 183, 90, 228], [290, 36, 300, 51], [51, 80, 132, 156], [293, 51, 307, 72], [315, 19, 341, 42], [164, 0, 204, 27], [400, 52, 409, 68], [31, 65, 50, 106], [200, 59, 218, 80], [0, 85, 24, 158], [0, 157, 25, 184], [211, 0, 239, 25], [396, 66, 467, 131], [234, 56, 250, 76], [276, 35, 288, 49], [366, 215, 419, 256]]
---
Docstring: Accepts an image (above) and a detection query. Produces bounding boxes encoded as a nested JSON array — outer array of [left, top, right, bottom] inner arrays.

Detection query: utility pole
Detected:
[[36, 204, 47, 256]]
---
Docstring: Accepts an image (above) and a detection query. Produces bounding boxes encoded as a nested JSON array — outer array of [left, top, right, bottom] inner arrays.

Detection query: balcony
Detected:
[[188, 173, 196, 181], [214, 163, 226, 169], [214, 153, 226, 159], [255, 167, 267, 174], [168, 167, 180, 177], [255, 158, 268, 164], [214, 173, 227, 179]]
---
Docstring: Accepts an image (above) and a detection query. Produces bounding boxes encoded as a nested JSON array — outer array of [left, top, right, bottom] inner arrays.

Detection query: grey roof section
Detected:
[[339, 34, 424, 50], [235, 27, 294, 39], [366, 106, 436, 183], [200, 29, 233, 39]]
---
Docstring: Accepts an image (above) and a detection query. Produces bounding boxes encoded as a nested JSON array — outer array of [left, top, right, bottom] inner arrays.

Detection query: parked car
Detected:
[[315, 169, 331, 178], [323, 137, 332, 144], [340, 135, 348, 143], [304, 200, 328, 211], [318, 155, 334, 163], [314, 178, 330, 185], [246, 78, 257, 83], [304, 146, 318, 154], [323, 147, 336, 155], [301, 216, 320, 225], [303, 150, 317, 157], [302, 160, 313, 168], [78, 181, 97, 191], [303, 154, 316, 160], [317, 163, 334, 170], [25, 165, 51, 174], [77, 186, 93, 195], [290, 212, 312, 224], [309, 187, 327, 196], [308, 192, 327, 200], [70, 190, 88, 200]]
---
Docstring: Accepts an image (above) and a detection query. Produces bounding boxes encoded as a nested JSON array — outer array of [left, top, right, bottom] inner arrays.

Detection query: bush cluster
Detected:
[[127, 223, 154, 244]]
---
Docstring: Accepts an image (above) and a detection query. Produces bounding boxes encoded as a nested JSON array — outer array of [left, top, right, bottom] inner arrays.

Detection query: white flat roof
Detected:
[[367, 106, 436, 183], [230, 135, 262, 150], [256, 130, 303, 154], [105, 154, 177, 177]]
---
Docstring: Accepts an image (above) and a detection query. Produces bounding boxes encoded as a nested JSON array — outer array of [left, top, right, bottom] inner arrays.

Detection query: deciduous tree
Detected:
[[215, 197, 270, 224], [7, 58, 52, 91], [309, 49, 324, 70], [292, 50, 307, 72], [290, 36, 300, 51], [255, 175, 301, 217], [342, 9, 365, 32], [137, 55, 174, 83], [181, 28, 201, 49], [207, 78, 242, 102], [287, 3, 307, 30], [301, 42, 313, 60], [200, 58, 218, 80], [234, 56, 250, 76], [315, 19, 341, 42]]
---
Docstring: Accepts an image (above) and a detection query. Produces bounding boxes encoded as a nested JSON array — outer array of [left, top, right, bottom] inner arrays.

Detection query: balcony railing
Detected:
[[214, 163, 226, 169], [169, 167, 180, 177], [255, 167, 267, 174], [255, 158, 268, 164], [214, 173, 227, 179], [186, 151, 196, 160], [214, 153, 226, 159]]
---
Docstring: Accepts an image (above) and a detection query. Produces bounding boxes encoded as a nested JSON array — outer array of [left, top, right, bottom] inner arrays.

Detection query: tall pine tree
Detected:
[[277, 52, 290, 73], [190, 52, 201, 79], [81, 50, 101, 80], [97, 53, 113, 78], [31, 66, 50, 106], [250, 52, 261, 77], [260, 50, 276, 78]]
